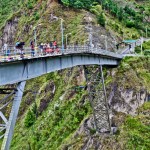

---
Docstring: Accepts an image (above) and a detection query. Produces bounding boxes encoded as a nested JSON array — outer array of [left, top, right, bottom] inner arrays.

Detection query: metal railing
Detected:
[[0, 46, 122, 62]]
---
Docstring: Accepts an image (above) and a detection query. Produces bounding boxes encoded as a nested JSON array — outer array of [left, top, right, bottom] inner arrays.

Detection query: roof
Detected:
[[123, 40, 137, 43]]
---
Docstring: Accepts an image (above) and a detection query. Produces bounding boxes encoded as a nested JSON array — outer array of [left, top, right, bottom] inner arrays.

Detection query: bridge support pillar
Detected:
[[1, 81, 26, 150], [84, 65, 111, 133]]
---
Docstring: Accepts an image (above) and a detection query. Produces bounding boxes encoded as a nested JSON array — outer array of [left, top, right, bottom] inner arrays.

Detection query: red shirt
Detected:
[[31, 44, 34, 49], [53, 41, 57, 46]]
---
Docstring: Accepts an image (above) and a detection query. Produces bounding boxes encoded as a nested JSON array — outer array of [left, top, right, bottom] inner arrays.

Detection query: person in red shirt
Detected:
[[53, 41, 57, 49], [30, 41, 35, 57]]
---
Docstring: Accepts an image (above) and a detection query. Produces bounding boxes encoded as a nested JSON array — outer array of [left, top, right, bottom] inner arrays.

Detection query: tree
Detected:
[[24, 109, 36, 127], [61, 0, 70, 7], [74, 0, 84, 9], [97, 12, 105, 27]]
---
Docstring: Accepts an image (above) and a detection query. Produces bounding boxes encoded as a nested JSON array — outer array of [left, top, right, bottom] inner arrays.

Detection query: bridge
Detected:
[[0, 46, 123, 150], [0, 47, 122, 85]]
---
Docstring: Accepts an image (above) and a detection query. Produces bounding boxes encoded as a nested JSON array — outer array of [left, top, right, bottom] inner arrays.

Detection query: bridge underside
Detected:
[[0, 53, 120, 86]]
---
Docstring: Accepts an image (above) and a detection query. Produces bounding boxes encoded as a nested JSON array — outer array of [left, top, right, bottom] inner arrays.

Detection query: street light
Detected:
[[65, 33, 71, 48], [141, 36, 143, 55], [112, 40, 117, 52], [33, 23, 42, 47], [85, 25, 93, 47], [101, 35, 107, 51], [60, 18, 64, 52], [146, 27, 148, 38]]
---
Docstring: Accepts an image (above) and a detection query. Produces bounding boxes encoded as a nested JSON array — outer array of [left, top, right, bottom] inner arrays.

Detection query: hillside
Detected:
[[0, 0, 149, 49], [0, 0, 150, 149]]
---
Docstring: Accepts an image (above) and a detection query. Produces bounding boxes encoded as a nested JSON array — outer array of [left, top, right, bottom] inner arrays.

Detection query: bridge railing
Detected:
[[63, 46, 122, 58], [0, 46, 122, 62]]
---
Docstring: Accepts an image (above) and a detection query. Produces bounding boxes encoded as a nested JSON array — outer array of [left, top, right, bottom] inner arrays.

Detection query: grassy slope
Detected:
[[61, 103, 150, 150], [10, 68, 92, 150], [106, 0, 150, 39], [115, 57, 150, 91], [0, 0, 21, 29], [0, 1, 88, 45], [0, 0, 149, 44]]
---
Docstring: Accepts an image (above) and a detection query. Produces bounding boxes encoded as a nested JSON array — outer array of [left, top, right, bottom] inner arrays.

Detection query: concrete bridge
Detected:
[[0, 47, 122, 86], [0, 47, 123, 150]]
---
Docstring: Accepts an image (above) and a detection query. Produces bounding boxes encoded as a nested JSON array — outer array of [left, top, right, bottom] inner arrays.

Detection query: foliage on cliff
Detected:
[[61, 0, 150, 36], [0, 0, 149, 44], [116, 57, 150, 91]]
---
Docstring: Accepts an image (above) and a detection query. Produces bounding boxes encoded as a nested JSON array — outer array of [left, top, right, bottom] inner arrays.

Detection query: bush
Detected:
[[61, 0, 95, 9], [135, 46, 141, 53], [24, 109, 36, 127], [34, 13, 40, 20], [24, 103, 38, 128], [143, 41, 150, 50], [27, 2, 33, 9], [97, 13, 105, 27], [144, 50, 150, 56], [126, 20, 135, 28]]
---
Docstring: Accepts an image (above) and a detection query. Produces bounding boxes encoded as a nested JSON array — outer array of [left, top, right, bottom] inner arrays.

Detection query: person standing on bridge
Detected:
[[53, 41, 57, 50], [3, 43, 8, 55], [74, 41, 78, 51], [50, 41, 53, 49], [30, 41, 35, 57], [39, 43, 44, 55]]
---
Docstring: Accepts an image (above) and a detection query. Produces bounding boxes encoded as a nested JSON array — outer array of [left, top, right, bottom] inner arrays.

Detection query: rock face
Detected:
[[109, 85, 147, 115], [0, 17, 19, 49]]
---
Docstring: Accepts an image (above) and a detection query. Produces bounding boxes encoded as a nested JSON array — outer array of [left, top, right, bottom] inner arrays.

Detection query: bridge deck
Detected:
[[0, 48, 122, 86]]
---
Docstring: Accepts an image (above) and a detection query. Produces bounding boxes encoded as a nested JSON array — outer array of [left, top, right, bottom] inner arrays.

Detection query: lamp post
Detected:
[[65, 33, 71, 49], [146, 27, 148, 38], [85, 25, 93, 48], [141, 37, 143, 55], [101, 35, 107, 51], [112, 40, 117, 52], [33, 24, 42, 47], [60, 18, 64, 52]]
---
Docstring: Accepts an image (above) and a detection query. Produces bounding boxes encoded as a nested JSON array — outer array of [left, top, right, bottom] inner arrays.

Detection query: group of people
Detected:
[[39, 41, 58, 55], [1, 40, 59, 59], [30, 40, 59, 57]]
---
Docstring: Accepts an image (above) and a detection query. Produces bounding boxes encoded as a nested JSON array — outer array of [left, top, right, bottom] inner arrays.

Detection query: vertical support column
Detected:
[[84, 65, 111, 133], [100, 65, 111, 131], [1, 81, 26, 150]]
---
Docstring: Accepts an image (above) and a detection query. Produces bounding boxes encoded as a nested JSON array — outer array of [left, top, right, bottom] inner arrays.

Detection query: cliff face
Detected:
[[109, 57, 150, 115], [0, 17, 19, 47]]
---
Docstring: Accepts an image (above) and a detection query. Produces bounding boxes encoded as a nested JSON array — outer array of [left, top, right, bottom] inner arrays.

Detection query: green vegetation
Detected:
[[0, 0, 20, 28], [135, 40, 150, 55], [61, 0, 150, 36], [122, 102, 150, 150], [97, 12, 106, 27], [24, 103, 37, 127], [59, 102, 150, 150], [116, 57, 150, 91], [61, 0, 96, 9], [9, 68, 92, 149]]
